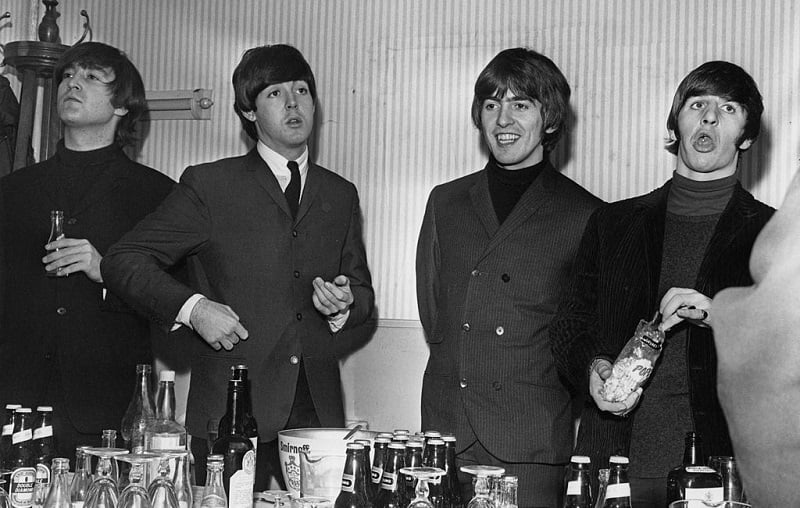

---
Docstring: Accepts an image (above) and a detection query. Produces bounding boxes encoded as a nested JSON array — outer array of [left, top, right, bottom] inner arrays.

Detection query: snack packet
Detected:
[[601, 313, 665, 403]]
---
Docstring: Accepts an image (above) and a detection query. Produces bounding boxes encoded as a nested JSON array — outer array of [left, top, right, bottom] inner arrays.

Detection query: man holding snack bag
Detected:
[[549, 61, 774, 506]]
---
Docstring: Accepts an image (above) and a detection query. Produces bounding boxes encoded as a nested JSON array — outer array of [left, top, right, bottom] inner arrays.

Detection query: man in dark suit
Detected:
[[101, 44, 374, 490], [550, 61, 774, 506], [416, 48, 601, 507], [0, 42, 175, 458]]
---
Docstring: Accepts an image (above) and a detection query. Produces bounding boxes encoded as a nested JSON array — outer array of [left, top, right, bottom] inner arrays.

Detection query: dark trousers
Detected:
[[193, 360, 320, 491], [457, 438, 565, 508], [630, 475, 668, 507]]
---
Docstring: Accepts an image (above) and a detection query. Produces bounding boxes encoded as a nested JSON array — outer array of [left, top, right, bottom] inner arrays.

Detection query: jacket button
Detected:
[[459, 378, 468, 388], [462, 323, 470, 332], [289, 355, 300, 365], [501, 273, 510, 282], [292, 230, 299, 237], [296, 313, 303, 321], [56, 307, 67, 315], [67, 217, 77, 225], [471, 269, 480, 277], [294, 271, 300, 278], [493, 381, 502, 390], [495, 326, 504, 336]]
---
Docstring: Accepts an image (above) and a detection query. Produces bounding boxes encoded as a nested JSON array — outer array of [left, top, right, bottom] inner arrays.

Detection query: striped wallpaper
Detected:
[[4, 0, 799, 322]]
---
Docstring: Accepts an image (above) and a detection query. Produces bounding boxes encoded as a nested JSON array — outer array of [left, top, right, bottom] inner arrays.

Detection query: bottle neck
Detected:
[[683, 436, 703, 465], [156, 381, 176, 421], [225, 386, 247, 435], [138, 369, 155, 412], [608, 465, 629, 484]]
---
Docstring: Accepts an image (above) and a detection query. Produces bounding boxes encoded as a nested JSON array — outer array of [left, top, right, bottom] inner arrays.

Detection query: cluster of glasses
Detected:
[[31, 447, 193, 508], [457, 465, 517, 508]]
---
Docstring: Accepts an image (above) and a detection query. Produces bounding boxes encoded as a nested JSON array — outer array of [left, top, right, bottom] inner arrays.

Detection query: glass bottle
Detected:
[[498, 476, 517, 508], [422, 439, 446, 508], [373, 442, 405, 508], [101, 430, 121, 486], [666, 432, 723, 505], [210, 379, 254, 508], [199, 456, 226, 508], [403, 440, 424, 502], [593, 469, 609, 508], [334, 443, 370, 508], [121, 364, 156, 454], [369, 437, 390, 502], [42, 458, 70, 508], [601, 457, 630, 508], [441, 435, 463, 508], [9, 408, 37, 508], [33, 407, 55, 508], [563, 455, 593, 508], [1, 404, 22, 469], [172, 452, 193, 508], [69, 448, 92, 508], [46, 211, 65, 277], [145, 370, 187, 451], [217, 366, 258, 451]]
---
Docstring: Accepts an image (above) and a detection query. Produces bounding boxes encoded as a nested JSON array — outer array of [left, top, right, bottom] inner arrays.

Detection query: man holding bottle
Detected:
[[101, 44, 374, 490], [0, 42, 175, 459]]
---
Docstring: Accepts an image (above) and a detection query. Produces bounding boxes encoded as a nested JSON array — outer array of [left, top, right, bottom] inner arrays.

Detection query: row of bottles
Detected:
[[0, 406, 55, 508], [562, 432, 729, 507]]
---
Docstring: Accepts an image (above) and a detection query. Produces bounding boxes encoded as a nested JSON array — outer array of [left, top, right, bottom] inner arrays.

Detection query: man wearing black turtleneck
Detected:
[[0, 43, 174, 459], [416, 48, 601, 507], [550, 61, 775, 506]]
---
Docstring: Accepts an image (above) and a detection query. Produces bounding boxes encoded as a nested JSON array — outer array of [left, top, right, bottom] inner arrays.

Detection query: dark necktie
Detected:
[[285, 160, 301, 218]]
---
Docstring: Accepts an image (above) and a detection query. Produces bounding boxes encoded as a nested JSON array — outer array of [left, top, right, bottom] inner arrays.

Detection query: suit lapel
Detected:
[[468, 171, 499, 239], [295, 163, 322, 223], [245, 149, 295, 220]]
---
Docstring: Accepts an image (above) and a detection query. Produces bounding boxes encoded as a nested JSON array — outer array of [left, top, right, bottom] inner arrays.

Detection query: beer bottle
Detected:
[[422, 438, 446, 508], [69, 448, 91, 508], [562, 455, 593, 508], [45, 211, 65, 277], [666, 431, 723, 505], [373, 442, 406, 508], [217, 365, 259, 451], [440, 435, 463, 508], [200, 455, 227, 508], [369, 437, 391, 502], [1, 404, 22, 468], [42, 458, 70, 508], [211, 379, 255, 508], [32, 407, 55, 508], [601, 456, 630, 508], [334, 442, 370, 508], [9, 408, 36, 508], [402, 440, 424, 502]]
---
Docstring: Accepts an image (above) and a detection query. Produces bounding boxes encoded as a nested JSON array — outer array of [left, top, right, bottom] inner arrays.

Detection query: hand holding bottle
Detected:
[[43, 237, 104, 282]]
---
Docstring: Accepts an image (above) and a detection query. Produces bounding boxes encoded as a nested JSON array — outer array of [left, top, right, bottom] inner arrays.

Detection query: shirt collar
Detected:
[[256, 141, 309, 177]]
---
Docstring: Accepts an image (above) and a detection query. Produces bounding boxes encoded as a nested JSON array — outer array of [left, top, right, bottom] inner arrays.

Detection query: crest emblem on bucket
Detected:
[[285, 455, 301, 492]]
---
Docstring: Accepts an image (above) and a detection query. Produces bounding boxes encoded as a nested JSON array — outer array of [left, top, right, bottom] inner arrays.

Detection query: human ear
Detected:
[[738, 138, 753, 151]]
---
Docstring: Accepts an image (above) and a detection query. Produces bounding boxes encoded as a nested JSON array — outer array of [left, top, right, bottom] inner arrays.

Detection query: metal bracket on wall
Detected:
[[145, 88, 214, 120]]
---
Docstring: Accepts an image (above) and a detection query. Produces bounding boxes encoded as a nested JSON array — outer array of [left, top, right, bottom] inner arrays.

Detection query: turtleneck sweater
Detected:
[[48, 140, 124, 212], [487, 156, 547, 224]]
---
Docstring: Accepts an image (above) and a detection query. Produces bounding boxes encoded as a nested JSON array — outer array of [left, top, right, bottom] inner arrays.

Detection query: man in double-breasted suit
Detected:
[[416, 48, 601, 507], [0, 42, 175, 459], [101, 44, 374, 490]]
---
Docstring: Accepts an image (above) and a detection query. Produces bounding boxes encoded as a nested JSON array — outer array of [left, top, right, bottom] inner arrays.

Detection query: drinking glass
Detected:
[[0, 479, 12, 508], [668, 501, 751, 508], [289, 496, 332, 508], [398, 466, 445, 508], [459, 465, 505, 508], [708, 456, 746, 503], [115, 453, 160, 508], [84, 447, 130, 508], [255, 490, 291, 508], [148, 454, 180, 508]]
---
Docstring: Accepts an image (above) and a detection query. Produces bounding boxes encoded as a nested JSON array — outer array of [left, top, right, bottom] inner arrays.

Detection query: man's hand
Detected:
[[43, 237, 103, 282], [659, 287, 712, 332], [589, 358, 642, 417], [189, 298, 249, 351], [312, 275, 353, 316]]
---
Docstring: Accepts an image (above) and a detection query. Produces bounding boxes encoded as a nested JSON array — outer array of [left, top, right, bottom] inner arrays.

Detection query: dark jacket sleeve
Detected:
[[415, 190, 440, 340], [339, 185, 374, 329]]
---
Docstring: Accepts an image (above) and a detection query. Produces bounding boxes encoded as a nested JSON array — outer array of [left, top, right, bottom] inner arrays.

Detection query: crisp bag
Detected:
[[601, 313, 665, 403]]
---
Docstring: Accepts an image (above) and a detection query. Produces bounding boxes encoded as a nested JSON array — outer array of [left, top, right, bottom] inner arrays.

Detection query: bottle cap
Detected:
[[374, 437, 391, 444], [609, 456, 629, 464], [159, 370, 176, 382], [388, 442, 405, 450], [346, 442, 364, 450], [427, 438, 445, 446], [355, 439, 371, 446], [406, 440, 423, 449], [393, 429, 409, 435], [16, 407, 31, 413], [571, 455, 591, 463], [207, 454, 224, 462], [36, 406, 53, 412], [5, 404, 21, 410], [442, 435, 456, 442]]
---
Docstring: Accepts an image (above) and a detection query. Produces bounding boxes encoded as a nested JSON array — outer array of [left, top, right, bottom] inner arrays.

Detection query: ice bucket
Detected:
[[277, 428, 376, 498]]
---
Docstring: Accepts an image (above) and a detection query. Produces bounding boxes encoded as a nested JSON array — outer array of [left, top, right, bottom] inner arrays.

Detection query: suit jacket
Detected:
[[0, 142, 174, 433], [416, 161, 601, 463], [549, 180, 774, 469], [101, 148, 374, 441]]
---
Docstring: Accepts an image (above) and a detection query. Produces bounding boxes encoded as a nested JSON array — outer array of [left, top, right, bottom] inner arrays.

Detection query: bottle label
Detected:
[[33, 427, 53, 440], [2, 424, 12, 436], [70, 503, 84, 508], [604, 482, 631, 499], [380, 471, 396, 490], [340, 472, 355, 493], [685, 466, 716, 474], [685, 487, 724, 504], [371, 466, 383, 484], [149, 435, 181, 450], [228, 450, 256, 508], [249, 437, 258, 452], [9, 466, 36, 508], [12, 429, 32, 444], [566, 480, 584, 496]]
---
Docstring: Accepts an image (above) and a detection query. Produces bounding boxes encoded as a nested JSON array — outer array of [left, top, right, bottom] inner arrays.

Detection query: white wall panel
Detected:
[[4, 0, 799, 322]]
